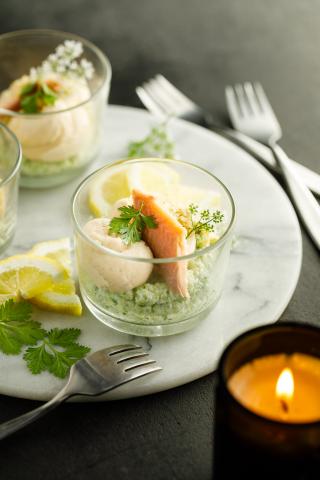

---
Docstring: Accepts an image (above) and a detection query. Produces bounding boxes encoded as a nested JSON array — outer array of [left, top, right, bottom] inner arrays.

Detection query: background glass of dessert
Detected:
[[0, 29, 111, 188], [0, 123, 21, 252], [72, 158, 236, 337]]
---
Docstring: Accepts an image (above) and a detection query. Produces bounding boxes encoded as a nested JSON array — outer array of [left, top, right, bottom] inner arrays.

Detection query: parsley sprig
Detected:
[[19, 81, 58, 113], [109, 204, 157, 244], [186, 204, 224, 239], [0, 300, 90, 379]]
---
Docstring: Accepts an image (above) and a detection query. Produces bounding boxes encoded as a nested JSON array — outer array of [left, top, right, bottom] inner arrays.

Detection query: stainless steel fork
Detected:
[[136, 75, 320, 196], [225, 82, 320, 250], [0, 344, 161, 440]]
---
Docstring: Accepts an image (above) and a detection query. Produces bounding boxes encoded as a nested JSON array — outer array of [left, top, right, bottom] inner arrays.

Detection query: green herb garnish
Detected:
[[186, 203, 224, 239], [20, 81, 58, 113], [128, 125, 175, 159], [0, 300, 90, 378], [24, 328, 90, 379], [0, 300, 44, 355], [109, 204, 157, 245]]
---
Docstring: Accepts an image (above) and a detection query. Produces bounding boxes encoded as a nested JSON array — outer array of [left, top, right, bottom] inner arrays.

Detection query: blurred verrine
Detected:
[[0, 123, 21, 252], [0, 29, 111, 188], [72, 158, 236, 337]]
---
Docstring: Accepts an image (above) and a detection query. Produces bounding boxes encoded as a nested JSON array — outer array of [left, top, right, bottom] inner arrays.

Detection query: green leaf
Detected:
[[20, 82, 36, 96], [23, 344, 53, 374], [186, 204, 224, 239], [109, 204, 157, 245], [0, 300, 45, 355], [20, 94, 39, 113], [0, 300, 32, 322], [41, 82, 56, 96], [48, 344, 91, 379], [47, 328, 81, 347], [127, 125, 175, 159], [23, 327, 91, 379]]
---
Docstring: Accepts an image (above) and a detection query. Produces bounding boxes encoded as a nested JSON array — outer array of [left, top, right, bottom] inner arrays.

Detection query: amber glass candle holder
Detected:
[[214, 323, 320, 477]]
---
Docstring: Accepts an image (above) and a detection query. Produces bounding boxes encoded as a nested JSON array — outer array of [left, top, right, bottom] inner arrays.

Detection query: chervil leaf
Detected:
[[0, 300, 45, 355], [48, 343, 91, 379], [0, 300, 32, 322], [23, 327, 90, 379], [186, 204, 224, 239], [109, 204, 157, 244], [23, 344, 53, 374], [47, 328, 81, 347]]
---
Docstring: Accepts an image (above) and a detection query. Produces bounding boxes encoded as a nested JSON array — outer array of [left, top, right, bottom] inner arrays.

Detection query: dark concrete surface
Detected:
[[0, 1, 319, 479]]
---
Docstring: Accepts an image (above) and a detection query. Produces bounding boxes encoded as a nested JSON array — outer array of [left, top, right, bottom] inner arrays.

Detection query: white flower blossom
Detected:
[[80, 58, 94, 79], [29, 40, 94, 81]]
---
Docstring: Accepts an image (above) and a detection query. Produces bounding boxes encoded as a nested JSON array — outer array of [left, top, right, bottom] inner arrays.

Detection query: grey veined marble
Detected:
[[0, 106, 302, 401]]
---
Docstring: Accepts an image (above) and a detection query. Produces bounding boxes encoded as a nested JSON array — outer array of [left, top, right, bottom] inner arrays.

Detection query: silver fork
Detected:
[[0, 344, 161, 440], [136, 75, 320, 197], [225, 82, 320, 250]]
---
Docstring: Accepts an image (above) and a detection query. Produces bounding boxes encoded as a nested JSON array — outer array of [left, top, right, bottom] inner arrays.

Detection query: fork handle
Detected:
[[271, 143, 320, 250], [0, 388, 69, 440]]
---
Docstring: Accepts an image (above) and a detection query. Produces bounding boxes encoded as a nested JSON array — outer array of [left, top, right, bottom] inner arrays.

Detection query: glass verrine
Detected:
[[0, 29, 111, 188], [0, 123, 21, 252], [72, 158, 236, 337]]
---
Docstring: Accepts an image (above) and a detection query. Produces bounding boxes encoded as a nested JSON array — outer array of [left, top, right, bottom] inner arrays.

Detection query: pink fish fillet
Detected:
[[132, 189, 190, 298]]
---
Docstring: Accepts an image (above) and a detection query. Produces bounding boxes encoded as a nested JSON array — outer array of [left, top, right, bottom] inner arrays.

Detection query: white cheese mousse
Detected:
[[0, 74, 93, 162], [81, 218, 154, 293]]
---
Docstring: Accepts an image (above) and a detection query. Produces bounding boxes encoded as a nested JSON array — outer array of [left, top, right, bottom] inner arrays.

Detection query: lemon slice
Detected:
[[30, 291, 82, 316], [88, 163, 180, 217], [128, 163, 180, 195], [29, 237, 72, 275], [28, 238, 82, 315], [0, 254, 66, 301], [88, 165, 130, 217]]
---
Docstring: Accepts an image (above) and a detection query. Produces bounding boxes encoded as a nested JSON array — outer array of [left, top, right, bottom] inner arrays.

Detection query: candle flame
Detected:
[[276, 368, 294, 412]]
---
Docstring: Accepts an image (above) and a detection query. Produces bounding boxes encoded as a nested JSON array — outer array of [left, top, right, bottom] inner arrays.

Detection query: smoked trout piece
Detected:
[[132, 189, 193, 298]]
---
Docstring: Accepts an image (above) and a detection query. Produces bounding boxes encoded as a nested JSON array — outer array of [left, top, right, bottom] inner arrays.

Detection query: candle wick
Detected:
[[280, 398, 289, 413]]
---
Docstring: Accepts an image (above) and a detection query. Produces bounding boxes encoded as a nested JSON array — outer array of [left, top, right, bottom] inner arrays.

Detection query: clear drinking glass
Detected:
[[72, 159, 236, 337], [0, 123, 21, 252], [0, 29, 111, 188]]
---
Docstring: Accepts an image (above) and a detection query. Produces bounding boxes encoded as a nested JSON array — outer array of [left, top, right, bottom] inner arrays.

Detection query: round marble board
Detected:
[[0, 105, 302, 402]]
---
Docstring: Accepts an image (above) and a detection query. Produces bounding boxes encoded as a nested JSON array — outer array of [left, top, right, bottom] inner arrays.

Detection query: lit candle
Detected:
[[216, 323, 320, 460], [227, 353, 320, 423]]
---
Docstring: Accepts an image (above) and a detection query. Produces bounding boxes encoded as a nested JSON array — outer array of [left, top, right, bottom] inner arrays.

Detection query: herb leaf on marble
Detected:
[[23, 328, 91, 379], [127, 124, 175, 159], [0, 300, 45, 354]]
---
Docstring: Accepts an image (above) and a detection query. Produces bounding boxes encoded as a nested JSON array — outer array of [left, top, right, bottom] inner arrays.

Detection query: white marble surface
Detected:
[[0, 105, 302, 401]]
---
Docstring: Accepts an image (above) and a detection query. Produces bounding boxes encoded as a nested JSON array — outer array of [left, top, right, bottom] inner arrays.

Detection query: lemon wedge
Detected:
[[128, 163, 180, 194], [169, 185, 221, 210], [88, 162, 180, 217], [88, 165, 130, 217], [30, 291, 82, 316], [27, 238, 82, 316], [29, 237, 72, 275], [0, 254, 66, 301]]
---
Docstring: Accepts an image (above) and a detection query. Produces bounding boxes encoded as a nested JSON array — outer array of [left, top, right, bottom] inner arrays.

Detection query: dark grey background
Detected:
[[0, 1, 319, 479]]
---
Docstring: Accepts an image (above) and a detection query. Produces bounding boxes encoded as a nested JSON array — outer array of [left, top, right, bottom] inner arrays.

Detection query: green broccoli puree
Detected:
[[83, 253, 218, 325], [21, 154, 86, 177]]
